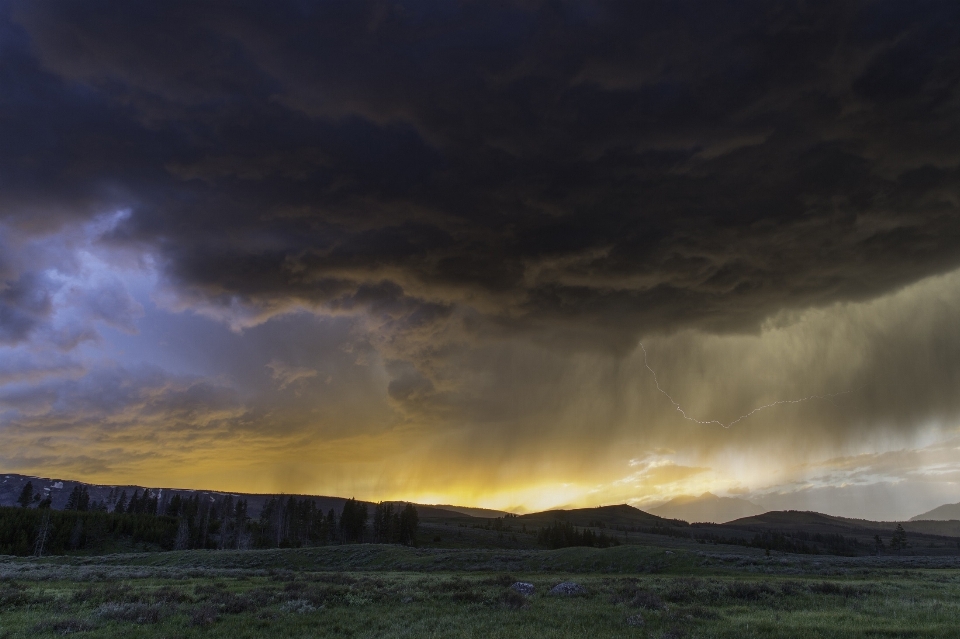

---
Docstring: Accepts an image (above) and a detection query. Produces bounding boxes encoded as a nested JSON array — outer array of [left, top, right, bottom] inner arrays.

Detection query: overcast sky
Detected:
[[2, 1, 959, 519]]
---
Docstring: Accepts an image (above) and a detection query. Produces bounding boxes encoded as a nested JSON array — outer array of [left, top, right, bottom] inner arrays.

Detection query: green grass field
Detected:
[[2, 544, 959, 638]]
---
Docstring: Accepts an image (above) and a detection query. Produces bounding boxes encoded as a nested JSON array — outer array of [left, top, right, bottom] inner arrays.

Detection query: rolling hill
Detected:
[[517, 504, 677, 528], [910, 502, 960, 522]]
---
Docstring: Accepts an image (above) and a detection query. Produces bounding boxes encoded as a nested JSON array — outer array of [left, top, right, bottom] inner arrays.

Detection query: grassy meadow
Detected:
[[2, 543, 959, 638]]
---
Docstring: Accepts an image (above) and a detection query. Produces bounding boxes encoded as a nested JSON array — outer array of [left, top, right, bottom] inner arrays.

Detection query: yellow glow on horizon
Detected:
[[386, 482, 594, 514]]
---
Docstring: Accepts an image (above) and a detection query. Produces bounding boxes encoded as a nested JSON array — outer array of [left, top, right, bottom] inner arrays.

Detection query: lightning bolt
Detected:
[[639, 342, 856, 429]]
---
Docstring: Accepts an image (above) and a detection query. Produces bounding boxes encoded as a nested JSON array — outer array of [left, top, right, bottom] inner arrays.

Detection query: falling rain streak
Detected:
[[638, 342, 856, 429]]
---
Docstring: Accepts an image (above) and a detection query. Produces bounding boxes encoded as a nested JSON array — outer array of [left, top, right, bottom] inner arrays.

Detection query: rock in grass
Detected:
[[548, 581, 586, 596], [511, 582, 535, 596], [626, 613, 645, 627]]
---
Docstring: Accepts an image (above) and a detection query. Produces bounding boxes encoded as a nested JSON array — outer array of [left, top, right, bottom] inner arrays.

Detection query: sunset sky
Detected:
[[2, 1, 960, 520]]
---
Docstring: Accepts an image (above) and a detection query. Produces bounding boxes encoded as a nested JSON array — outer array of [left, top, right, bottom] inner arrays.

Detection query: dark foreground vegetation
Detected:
[[2, 544, 960, 638]]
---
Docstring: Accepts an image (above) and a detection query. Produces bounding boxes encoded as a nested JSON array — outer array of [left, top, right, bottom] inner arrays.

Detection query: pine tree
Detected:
[[874, 534, 885, 554], [891, 524, 908, 555], [373, 502, 395, 542], [77, 486, 90, 512], [16, 481, 34, 508], [166, 494, 182, 517], [339, 498, 368, 543], [399, 503, 419, 546], [127, 490, 141, 514], [65, 485, 82, 510], [140, 489, 153, 515], [326, 509, 337, 543]]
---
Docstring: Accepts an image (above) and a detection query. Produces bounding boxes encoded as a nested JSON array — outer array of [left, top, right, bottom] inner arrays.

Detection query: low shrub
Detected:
[[484, 573, 517, 587], [631, 590, 668, 610], [667, 605, 722, 621], [153, 585, 193, 604], [312, 572, 357, 585], [194, 582, 226, 596], [95, 602, 166, 624], [663, 577, 723, 604], [450, 589, 487, 604], [778, 581, 805, 596], [0, 585, 33, 608], [726, 581, 776, 601], [190, 604, 219, 626], [245, 587, 280, 608], [33, 618, 96, 635], [808, 581, 873, 597], [71, 584, 143, 605], [500, 589, 528, 609], [209, 591, 256, 614]]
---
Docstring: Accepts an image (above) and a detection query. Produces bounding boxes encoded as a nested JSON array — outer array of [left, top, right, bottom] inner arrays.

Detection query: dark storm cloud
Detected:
[[3, 0, 960, 413], [4, 1, 958, 332]]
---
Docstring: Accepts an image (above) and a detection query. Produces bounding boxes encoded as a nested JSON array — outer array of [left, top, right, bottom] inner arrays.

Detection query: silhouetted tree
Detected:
[[165, 494, 182, 518], [126, 490, 140, 514], [339, 498, 368, 543], [16, 482, 33, 509], [373, 502, 395, 542], [891, 524, 908, 555], [65, 485, 90, 511], [140, 488, 158, 515], [326, 509, 337, 543], [399, 503, 419, 546], [537, 520, 617, 549]]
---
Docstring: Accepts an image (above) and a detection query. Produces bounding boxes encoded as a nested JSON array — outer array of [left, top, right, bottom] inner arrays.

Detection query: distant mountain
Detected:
[[720, 509, 960, 538], [648, 492, 764, 523], [518, 504, 673, 528], [911, 503, 960, 522], [725, 510, 861, 530]]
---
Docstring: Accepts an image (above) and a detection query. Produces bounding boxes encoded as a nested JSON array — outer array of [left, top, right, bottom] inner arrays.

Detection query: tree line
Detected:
[[536, 520, 621, 549], [1, 485, 419, 556], [0, 507, 177, 556]]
